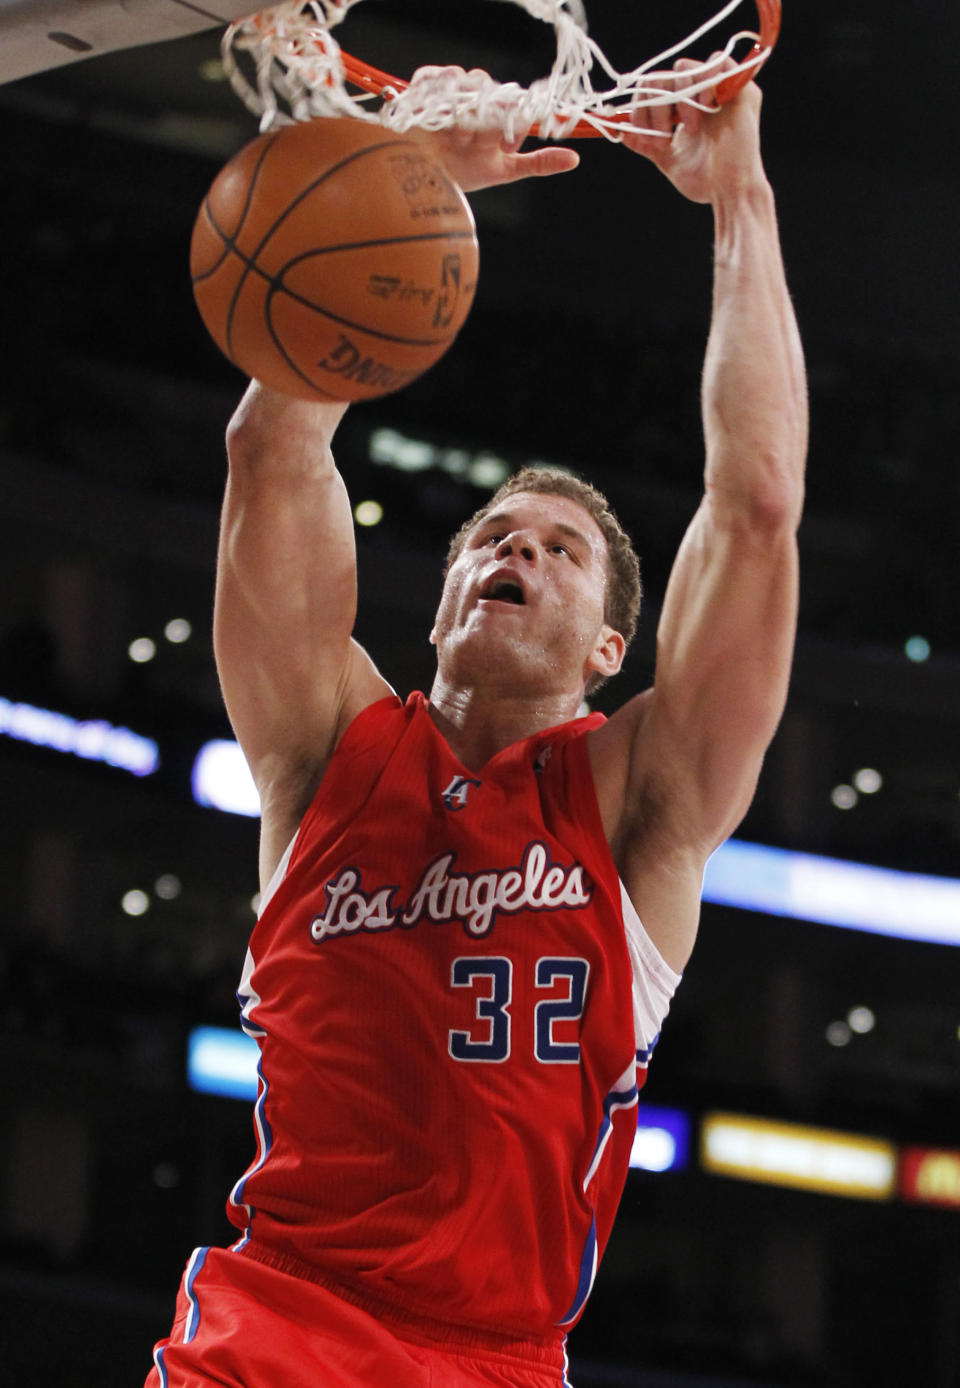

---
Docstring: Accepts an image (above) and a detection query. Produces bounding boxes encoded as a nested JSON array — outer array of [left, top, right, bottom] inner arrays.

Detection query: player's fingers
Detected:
[[665, 60, 702, 138], [508, 145, 580, 180], [710, 51, 763, 110], [627, 77, 674, 150], [705, 52, 736, 107], [669, 54, 719, 134]]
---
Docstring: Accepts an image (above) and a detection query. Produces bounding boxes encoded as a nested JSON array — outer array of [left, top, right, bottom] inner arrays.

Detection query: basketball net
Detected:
[[222, 0, 781, 140]]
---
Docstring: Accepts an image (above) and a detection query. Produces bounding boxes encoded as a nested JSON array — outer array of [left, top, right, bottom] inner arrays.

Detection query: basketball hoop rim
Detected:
[[338, 0, 782, 139]]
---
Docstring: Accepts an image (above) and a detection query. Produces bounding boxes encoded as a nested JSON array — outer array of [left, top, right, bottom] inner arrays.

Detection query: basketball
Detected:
[[190, 117, 479, 402]]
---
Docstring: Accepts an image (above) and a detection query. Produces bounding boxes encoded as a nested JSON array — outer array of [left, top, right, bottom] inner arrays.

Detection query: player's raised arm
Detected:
[[215, 383, 393, 884], [593, 62, 808, 971]]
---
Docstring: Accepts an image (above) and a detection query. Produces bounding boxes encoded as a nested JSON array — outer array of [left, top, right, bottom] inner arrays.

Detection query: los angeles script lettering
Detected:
[[309, 841, 593, 943]]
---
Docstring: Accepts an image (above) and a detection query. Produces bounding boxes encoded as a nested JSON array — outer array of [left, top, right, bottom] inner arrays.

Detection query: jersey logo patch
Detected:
[[442, 775, 482, 811]]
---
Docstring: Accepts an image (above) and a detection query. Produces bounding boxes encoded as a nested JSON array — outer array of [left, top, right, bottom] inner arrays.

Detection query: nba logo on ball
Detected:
[[190, 118, 479, 402]]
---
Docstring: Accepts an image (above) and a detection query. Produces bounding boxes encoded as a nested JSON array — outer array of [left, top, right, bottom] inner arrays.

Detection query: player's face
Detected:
[[431, 492, 623, 694]]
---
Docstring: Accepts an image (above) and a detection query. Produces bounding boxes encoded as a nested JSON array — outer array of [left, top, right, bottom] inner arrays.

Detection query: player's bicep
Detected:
[[644, 493, 799, 845], [213, 419, 372, 791]]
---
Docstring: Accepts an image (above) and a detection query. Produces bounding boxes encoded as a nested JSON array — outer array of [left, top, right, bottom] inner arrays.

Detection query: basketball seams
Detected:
[[192, 132, 282, 289], [226, 134, 421, 363], [190, 120, 479, 401], [200, 234, 470, 349], [266, 274, 449, 349], [244, 136, 423, 273], [261, 294, 343, 401], [270, 230, 477, 259], [271, 234, 476, 347], [264, 301, 344, 399]]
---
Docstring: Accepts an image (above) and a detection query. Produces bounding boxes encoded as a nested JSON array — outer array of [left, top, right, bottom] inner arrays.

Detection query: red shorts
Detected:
[[145, 1246, 573, 1388]]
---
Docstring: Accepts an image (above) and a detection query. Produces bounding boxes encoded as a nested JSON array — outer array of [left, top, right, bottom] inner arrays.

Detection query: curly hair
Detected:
[[445, 467, 642, 693]]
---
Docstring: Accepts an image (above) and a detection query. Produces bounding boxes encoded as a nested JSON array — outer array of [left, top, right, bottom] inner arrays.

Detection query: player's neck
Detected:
[[426, 676, 584, 771]]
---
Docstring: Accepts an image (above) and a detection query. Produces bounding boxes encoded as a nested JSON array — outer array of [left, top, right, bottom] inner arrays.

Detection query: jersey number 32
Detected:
[[448, 956, 589, 1064]]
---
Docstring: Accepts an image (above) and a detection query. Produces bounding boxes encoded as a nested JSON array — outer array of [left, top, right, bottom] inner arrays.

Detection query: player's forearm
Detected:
[[702, 179, 808, 528], [219, 378, 358, 639]]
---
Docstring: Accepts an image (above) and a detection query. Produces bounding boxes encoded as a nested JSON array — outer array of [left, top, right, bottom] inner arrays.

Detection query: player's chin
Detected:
[[451, 623, 532, 674]]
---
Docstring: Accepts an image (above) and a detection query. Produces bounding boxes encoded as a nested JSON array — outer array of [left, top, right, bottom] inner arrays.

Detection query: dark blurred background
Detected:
[[1, 2, 959, 1384]]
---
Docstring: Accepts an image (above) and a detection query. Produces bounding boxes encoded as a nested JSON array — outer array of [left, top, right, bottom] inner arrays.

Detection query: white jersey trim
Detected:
[[619, 881, 682, 1058], [258, 832, 298, 917]]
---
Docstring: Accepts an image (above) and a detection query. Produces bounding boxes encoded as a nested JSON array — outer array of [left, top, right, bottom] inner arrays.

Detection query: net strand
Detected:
[[222, 0, 775, 141]]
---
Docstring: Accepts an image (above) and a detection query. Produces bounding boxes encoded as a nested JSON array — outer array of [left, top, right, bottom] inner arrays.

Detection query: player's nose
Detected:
[[495, 531, 538, 563]]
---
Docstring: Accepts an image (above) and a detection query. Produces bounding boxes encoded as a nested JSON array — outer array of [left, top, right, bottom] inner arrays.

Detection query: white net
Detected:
[[222, 0, 777, 141]]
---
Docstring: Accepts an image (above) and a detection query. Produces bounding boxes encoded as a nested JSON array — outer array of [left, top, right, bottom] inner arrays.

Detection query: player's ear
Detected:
[[587, 624, 625, 682]]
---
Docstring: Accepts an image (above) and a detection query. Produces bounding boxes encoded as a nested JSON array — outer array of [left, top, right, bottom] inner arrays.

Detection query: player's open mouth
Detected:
[[480, 578, 526, 605]]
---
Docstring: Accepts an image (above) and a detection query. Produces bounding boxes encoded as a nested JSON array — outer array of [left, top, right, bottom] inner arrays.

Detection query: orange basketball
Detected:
[[190, 117, 479, 402]]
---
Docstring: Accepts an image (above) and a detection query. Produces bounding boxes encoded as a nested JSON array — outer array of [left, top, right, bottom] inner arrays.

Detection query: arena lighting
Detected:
[[191, 739, 260, 816], [368, 426, 511, 489], [0, 696, 159, 776], [354, 499, 384, 527], [701, 1113, 897, 1202], [702, 838, 960, 947], [188, 1025, 259, 1102], [630, 1105, 690, 1172], [900, 1146, 960, 1210]]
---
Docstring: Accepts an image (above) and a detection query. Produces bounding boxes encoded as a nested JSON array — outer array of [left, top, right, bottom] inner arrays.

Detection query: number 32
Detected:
[[448, 956, 589, 1064]]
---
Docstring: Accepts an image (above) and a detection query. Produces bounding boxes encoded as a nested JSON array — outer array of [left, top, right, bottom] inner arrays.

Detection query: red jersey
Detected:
[[227, 692, 679, 1348]]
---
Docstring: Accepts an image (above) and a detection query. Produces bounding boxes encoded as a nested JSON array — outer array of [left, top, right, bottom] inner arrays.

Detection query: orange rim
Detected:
[[339, 0, 781, 138]]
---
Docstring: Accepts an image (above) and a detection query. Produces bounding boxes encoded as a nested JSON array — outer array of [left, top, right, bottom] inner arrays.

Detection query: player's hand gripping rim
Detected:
[[623, 55, 766, 206]]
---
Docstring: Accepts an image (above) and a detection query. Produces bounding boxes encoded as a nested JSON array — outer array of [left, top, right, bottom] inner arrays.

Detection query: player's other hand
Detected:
[[413, 67, 579, 193], [623, 56, 766, 206]]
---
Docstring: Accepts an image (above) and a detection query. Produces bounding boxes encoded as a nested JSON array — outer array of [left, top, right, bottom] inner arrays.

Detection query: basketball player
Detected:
[[148, 60, 806, 1388]]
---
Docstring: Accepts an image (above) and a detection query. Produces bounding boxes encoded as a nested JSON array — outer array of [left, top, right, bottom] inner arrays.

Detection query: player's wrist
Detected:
[[710, 172, 775, 229], [227, 383, 349, 469]]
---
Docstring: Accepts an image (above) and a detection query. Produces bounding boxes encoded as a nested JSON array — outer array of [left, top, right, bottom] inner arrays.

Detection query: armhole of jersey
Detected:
[[286, 691, 406, 872], [257, 694, 405, 917], [258, 833, 297, 917], [618, 881, 682, 1063], [554, 729, 681, 1057]]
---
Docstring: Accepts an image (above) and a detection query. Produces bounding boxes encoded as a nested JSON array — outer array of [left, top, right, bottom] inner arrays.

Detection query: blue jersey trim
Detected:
[[183, 1246, 211, 1343], [582, 1080, 639, 1193], [152, 1346, 169, 1388], [561, 1336, 575, 1387], [228, 1050, 273, 1243], [636, 1029, 661, 1067], [557, 1214, 597, 1327]]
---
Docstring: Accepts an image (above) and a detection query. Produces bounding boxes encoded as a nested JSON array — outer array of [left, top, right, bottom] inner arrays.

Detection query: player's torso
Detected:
[[231, 694, 639, 1341]]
